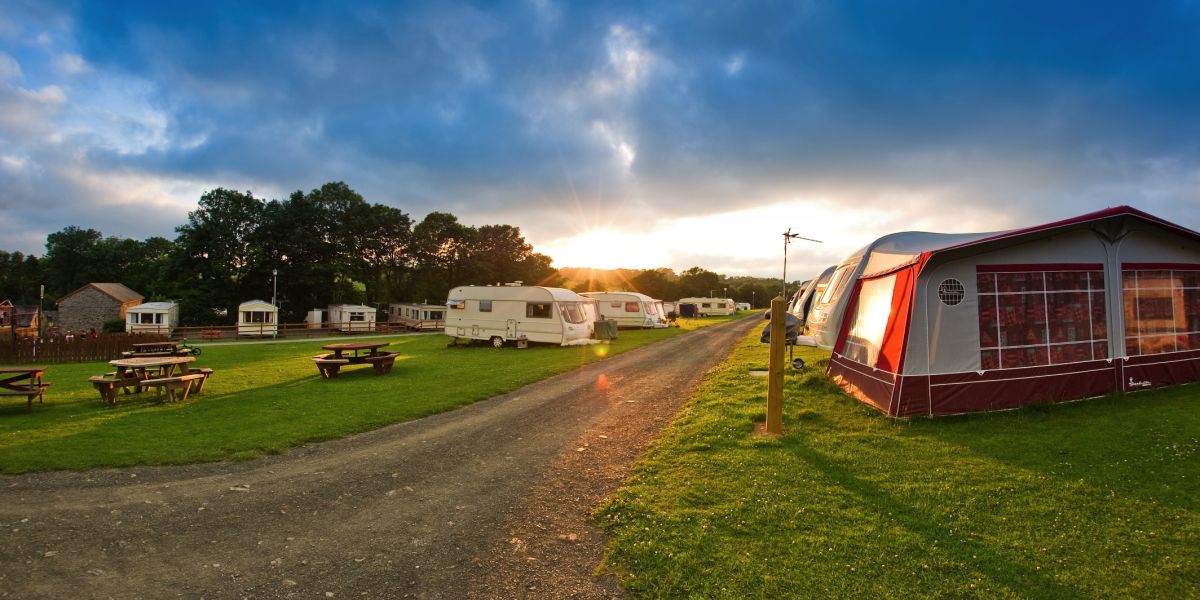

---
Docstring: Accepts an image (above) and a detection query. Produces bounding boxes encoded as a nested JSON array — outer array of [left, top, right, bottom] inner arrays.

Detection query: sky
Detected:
[[1, 1, 1198, 279]]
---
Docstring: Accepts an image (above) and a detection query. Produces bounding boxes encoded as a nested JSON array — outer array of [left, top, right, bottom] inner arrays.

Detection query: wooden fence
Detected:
[[0, 333, 170, 364]]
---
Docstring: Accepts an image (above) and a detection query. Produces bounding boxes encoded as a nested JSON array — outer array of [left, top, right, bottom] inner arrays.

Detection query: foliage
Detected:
[[0, 181, 555, 325], [100, 319, 125, 334], [596, 332, 1199, 598], [0, 315, 738, 472]]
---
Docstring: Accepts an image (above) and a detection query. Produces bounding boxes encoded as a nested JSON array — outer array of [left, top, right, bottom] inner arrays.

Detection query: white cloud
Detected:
[[0, 52, 21, 81], [53, 53, 90, 75], [591, 120, 636, 171], [724, 52, 745, 76]]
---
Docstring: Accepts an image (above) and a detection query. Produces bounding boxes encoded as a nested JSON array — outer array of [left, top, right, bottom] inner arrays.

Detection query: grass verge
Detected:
[[595, 328, 1199, 598], [0, 315, 740, 473]]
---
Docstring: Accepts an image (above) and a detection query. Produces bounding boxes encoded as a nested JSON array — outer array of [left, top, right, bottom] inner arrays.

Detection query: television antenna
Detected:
[[783, 229, 822, 298]]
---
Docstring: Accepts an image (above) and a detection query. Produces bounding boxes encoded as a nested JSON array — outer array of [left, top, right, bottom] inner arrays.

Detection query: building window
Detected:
[[625, 302, 639, 312], [977, 267, 1107, 370], [1122, 266, 1200, 356], [527, 302, 553, 318], [479, 300, 493, 312]]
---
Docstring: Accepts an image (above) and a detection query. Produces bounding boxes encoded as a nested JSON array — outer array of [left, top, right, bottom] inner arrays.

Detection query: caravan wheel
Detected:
[[490, 336, 505, 348]]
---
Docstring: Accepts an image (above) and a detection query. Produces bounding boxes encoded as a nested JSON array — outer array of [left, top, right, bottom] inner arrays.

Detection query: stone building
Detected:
[[55, 283, 144, 333]]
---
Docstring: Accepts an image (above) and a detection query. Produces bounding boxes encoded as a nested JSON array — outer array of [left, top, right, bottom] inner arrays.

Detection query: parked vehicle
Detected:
[[676, 297, 736, 316], [736, 302, 751, 311], [445, 284, 596, 347], [580, 291, 668, 328]]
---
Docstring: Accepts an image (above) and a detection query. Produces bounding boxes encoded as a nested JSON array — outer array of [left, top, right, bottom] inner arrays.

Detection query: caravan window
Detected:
[[625, 302, 640, 312], [645, 302, 660, 315], [977, 267, 1108, 369], [479, 300, 493, 312], [448, 300, 465, 309], [560, 303, 587, 324], [429, 310, 444, 320], [349, 312, 366, 322], [527, 302, 553, 318], [702, 303, 712, 308], [820, 265, 854, 307]]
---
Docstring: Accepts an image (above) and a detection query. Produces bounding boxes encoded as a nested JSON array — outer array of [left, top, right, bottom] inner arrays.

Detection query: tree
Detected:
[[678, 266, 721, 298], [170, 188, 266, 324], [43, 226, 102, 296]]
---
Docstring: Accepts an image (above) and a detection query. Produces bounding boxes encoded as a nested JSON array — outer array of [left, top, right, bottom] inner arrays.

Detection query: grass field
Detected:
[[0, 315, 740, 473], [596, 328, 1199, 598]]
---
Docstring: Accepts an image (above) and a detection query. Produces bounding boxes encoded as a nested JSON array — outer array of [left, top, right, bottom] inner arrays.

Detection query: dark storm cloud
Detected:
[[0, 0, 1198, 273]]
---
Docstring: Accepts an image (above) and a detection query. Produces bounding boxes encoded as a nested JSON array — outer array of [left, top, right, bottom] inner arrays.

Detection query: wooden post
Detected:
[[766, 295, 786, 434]]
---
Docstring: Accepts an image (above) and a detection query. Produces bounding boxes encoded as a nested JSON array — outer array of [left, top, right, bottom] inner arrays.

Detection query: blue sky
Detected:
[[1, 0, 1198, 277]]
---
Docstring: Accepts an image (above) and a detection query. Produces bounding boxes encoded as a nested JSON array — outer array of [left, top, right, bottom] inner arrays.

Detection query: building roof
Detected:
[[128, 301, 177, 311], [57, 282, 143, 306]]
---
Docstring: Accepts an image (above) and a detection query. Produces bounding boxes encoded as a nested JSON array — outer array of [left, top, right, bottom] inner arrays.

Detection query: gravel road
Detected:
[[0, 316, 757, 599]]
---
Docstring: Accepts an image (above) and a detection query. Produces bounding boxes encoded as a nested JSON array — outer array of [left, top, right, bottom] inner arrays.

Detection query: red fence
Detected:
[[0, 333, 171, 364]]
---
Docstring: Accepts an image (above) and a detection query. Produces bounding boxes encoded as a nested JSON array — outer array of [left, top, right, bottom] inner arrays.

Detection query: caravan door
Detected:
[[506, 319, 518, 339]]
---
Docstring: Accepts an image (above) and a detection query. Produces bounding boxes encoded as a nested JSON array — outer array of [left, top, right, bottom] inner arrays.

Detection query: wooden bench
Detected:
[[140, 373, 206, 403], [311, 355, 351, 379], [201, 330, 223, 339], [183, 367, 215, 393], [89, 375, 146, 405], [0, 383, 50, 409], [363, 352, 398, 375]]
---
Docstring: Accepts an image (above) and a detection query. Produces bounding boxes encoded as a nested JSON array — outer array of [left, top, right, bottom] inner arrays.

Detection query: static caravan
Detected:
[[580, 291, 668, 328], [817, 205, 1200, 417], [327, 304, 377, 332], [388, 303, 446, 330], [445, 285, 596, 347], [125, 301, 179, 335], [237, 300, 278, 336], [736, 302, 751, 311], [305, 309, 324, 329], [677, 297, 736, 317]]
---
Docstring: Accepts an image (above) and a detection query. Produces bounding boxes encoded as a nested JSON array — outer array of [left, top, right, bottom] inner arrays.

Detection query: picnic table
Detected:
[[0, 366, 50, 410], [122, 341, 190, 358], [90, 356, 205, 404], [312, 342, 398, 378]]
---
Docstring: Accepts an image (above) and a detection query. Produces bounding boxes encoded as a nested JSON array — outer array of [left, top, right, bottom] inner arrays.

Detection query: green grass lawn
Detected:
[[596, 328, 1199, 599], [0, 315, 741, 473]]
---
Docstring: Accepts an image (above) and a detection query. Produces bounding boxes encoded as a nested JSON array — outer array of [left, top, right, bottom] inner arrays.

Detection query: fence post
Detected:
[[766, 295, 786, 435]]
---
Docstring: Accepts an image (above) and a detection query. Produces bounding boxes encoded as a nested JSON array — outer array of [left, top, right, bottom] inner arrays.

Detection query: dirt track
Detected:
[[0, 316, 757, 599]]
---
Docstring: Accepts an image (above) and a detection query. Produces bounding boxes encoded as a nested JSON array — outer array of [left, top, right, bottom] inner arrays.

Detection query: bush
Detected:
[[101, 319, 125, 334]]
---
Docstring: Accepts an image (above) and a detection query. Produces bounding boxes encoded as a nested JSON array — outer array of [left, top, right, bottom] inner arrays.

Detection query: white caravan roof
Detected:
[[580, 291, 656, 303], [448, 285, 590, 303]]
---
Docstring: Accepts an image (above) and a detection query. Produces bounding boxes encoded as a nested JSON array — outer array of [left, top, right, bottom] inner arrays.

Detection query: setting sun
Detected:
[[538, 228, 660, 270]]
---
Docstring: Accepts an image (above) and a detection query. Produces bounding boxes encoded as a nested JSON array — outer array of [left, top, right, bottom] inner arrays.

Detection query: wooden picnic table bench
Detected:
[[311, 345, 398, 378], [0, 366, 50, 410], [140, 373, 206, 403]]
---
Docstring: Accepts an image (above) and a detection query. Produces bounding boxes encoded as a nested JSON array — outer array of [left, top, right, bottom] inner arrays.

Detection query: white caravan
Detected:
[[580, 291, 668, 328], [677, 297, 736, 316], [445, 285, 596, 347]]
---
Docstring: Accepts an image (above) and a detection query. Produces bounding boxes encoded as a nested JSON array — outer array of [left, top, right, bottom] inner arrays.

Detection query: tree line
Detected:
[[0, 181, 793, 326]]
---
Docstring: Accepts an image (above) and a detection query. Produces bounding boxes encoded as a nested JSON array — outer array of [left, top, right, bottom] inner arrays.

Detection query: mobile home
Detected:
[[445, 285, 596, 347], [677, 297, 736, 317], [580, 291, 668, 328], [125, 301, 179, 335], [237, 300, 278, 336], [327, 304, 377, 332], [388, 303, 446, 330]]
